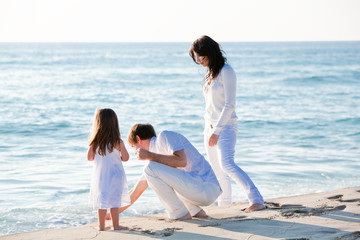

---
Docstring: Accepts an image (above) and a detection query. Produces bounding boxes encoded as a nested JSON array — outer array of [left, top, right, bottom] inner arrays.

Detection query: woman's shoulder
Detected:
[[221, 64, 234, 73], [220, 64, 236, 78]]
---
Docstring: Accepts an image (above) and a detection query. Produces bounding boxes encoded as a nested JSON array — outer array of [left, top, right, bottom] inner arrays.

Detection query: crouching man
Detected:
[[126, 123, 222, 220]]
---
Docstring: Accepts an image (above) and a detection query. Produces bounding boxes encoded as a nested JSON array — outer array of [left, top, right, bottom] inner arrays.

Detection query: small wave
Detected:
[[282, 75, 341, 85], [53, 189, 89, 198], [347, 132, 360, 137], [300, 135, 326, 140], [0, 178, 36, 184], [240, 120, 304, 129], [0, 121, 74, 137], [335, 117, 360, 124], [295, 144, 316, 148], [241, 120, 281, 126]]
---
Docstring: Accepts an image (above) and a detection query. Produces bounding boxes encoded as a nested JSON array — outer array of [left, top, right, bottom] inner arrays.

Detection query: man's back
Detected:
[[150, 130, 220, 185]]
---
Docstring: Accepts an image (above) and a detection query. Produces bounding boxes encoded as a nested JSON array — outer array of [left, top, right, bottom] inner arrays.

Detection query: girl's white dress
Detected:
[[89, 147, 130, 209]]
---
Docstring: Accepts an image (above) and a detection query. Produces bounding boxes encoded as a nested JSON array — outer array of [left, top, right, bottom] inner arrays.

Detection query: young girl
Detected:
[[87, 108, 130, 231], [189, 36, 265, 212]]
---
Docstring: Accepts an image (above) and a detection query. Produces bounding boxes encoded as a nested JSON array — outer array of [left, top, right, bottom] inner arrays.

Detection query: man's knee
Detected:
[[144, 161, 161, 178]]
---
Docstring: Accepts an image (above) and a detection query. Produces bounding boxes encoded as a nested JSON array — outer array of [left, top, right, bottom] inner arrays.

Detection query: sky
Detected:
[[0, 0, 359, 42]]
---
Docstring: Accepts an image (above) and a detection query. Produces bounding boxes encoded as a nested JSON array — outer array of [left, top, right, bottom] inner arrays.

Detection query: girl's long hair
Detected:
[[189, 35, 227, 82], [88, 108, 120, 156]]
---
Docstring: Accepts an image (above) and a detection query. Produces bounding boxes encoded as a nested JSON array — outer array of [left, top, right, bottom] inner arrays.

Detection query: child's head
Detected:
[[89, 108, 120, 156], [127, 123, 156, 146]]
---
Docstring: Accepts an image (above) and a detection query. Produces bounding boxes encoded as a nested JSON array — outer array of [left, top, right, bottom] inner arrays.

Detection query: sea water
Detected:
[[0, 42, 359, 235]]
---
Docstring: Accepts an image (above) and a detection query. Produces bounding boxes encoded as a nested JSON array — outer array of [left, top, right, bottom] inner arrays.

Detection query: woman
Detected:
[[189, 35, 265, 212]]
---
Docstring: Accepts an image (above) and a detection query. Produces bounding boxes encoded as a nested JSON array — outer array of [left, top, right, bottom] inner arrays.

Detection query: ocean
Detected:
[[0, 41, 359, 235]]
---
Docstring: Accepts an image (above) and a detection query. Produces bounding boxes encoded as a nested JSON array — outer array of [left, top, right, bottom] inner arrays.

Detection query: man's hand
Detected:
[[135, 148, 152, 160]]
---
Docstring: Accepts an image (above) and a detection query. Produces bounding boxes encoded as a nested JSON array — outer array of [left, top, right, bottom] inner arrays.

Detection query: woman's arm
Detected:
[[213, 65, 237, 135]]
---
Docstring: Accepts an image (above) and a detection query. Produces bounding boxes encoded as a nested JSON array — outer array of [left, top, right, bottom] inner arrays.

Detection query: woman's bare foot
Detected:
[[176, 212, 192, 221], [193, 209, 208, 218], [245, 203, 266, 213]]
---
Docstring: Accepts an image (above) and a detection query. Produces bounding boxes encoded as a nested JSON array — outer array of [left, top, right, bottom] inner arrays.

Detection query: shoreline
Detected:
[[1, 186, 359, 240]]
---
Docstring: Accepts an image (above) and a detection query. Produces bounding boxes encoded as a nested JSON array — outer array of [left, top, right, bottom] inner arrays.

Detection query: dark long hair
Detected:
[[89, 108, 121, 156], [189, 35, 227, 81]]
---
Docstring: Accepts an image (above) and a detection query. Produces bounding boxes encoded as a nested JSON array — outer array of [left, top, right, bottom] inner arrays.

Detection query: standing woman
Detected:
[[189, 35, 265, 212]]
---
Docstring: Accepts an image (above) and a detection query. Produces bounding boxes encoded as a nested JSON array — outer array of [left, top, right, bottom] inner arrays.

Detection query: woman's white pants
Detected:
[[144, 161, 222, 219], [204, 122, 264, 206]]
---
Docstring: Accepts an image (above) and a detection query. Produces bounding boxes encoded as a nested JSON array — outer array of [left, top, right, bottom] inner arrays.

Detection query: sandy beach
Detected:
[[2, 186, 359, 240]]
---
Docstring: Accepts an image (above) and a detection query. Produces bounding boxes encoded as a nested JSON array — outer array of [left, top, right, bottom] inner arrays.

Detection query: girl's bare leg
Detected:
[[98, 209, 107, 231], [110, 208, 127, 230], [105, 204, 131, 220]]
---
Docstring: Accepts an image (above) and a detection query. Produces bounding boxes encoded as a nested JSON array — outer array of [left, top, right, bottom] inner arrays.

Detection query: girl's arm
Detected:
[[118, 139, 129, 162], [118, 178, 149, 214], [87, 145, 95, 161]]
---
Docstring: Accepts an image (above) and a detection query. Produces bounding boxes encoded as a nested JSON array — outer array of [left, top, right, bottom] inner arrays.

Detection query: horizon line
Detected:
[[1, 40, 360, 44]]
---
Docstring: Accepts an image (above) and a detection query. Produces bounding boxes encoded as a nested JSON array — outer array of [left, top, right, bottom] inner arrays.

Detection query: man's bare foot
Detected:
[[114, 226, 128, 231], [245, 203, 266, 213], [176, 212, 192, 221], [193, 209, 208, 218]]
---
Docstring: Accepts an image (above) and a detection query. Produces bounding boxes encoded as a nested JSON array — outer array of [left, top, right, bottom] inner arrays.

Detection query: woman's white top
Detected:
[[203, 64, 238, 135], [89, 147, 130, 209]]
